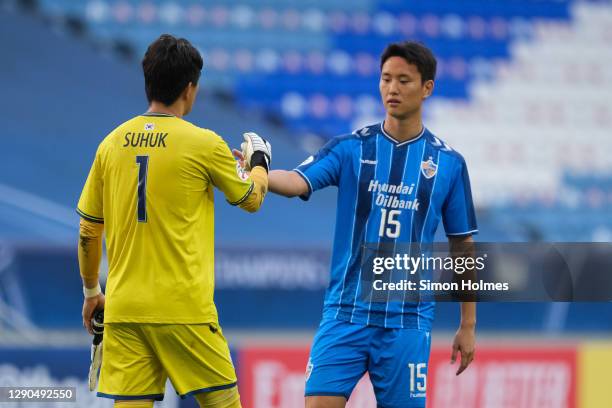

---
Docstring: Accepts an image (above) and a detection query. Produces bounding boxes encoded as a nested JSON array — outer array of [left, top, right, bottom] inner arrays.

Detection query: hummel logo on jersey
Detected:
[[144, 123, 155, 131], [305, 359, 314, 381], [431, 135, 453, 152], [361, 159, 377, 165], [355, 127, 371, 137], [300, 156, 314, 166]]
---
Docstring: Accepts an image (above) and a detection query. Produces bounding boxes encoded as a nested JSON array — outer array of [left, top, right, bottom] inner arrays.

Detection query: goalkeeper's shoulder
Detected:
[[179, 120, 223, 145], [178, 123, 236, 165]]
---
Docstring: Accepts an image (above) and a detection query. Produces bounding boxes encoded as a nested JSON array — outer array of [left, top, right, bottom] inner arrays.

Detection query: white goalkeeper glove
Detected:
[[88, 310, 104, 391], [241, 132, 272, 172]]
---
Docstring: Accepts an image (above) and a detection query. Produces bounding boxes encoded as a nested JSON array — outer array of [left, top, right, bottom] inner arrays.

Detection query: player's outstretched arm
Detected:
[[235, 132, 271, 212], [211, 132, 271, 214], [268, 170, 309, 198], [234, 132, 308, 198], [78, 218, 105, 334]]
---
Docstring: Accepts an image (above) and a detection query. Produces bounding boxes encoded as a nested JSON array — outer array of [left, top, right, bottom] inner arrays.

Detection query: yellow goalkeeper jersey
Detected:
[[77, 113, 255, 324]]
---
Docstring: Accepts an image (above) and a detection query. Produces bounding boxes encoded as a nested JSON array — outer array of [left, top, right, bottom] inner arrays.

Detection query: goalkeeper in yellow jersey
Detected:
[[77, 34, 271, 408]]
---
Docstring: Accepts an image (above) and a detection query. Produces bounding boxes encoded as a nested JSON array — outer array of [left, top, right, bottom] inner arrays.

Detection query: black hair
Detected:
[[380, 41, 437, 83], [142, 34, 203, 105]]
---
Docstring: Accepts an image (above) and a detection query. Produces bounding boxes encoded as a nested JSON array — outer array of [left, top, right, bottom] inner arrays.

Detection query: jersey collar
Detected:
[[380, 121, 426, 147], [141, 112, 176, 117]]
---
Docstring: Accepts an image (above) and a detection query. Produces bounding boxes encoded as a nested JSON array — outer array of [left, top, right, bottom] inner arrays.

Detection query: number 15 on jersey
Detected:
[[379, 209, 401, 238]]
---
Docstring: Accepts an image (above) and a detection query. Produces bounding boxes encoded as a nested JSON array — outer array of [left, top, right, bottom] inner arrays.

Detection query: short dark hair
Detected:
[[142, 34, 203, 105], [380, 41, 437, 83]]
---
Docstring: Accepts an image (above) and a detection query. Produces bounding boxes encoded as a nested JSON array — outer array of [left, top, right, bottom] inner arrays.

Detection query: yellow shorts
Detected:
[[97, 323, 237, 401]]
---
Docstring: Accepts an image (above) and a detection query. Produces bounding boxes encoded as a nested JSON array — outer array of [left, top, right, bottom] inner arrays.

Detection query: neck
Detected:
[[383, 112, 423, 143], [147, 101, 183, 118]]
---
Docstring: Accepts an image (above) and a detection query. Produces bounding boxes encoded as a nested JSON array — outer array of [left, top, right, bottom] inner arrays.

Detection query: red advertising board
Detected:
[[239, 347, 377, 408], [239, 345, 576, 408], [239, 347, 309, 408], [428, 347, 576, 408]]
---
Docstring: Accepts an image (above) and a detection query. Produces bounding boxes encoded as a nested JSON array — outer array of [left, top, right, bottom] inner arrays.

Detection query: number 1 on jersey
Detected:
[[136, 155, 149, 222]]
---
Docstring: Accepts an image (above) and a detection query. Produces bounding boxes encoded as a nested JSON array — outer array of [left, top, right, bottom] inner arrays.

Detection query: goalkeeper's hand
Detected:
[[83, 292, 105, 335], [240, 132, 272, 172]]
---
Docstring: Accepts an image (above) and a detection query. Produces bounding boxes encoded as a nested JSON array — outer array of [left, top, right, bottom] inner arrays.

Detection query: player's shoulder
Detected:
[[96, 116, 140, 153], [423, 128, 466, 165], [320, 122, 380, 152], [352, 122, 382, 140], [314, 129, 359, 155], [182, 119, 221, 140], [101, 114, 149, 141], [167, 118, 224, 149]]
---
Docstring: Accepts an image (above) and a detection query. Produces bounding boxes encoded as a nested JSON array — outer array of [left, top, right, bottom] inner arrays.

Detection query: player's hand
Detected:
[[232, 148, 247, 170], [82, 293, 105, 335], [451, 325, 475, 375], [240, 132, 272, 172]]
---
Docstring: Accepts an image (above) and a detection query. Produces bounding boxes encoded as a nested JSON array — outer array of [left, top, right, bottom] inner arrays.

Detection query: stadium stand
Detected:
[[28, 0, 612, 242], [37, 0, 572, 137], [0, 0, 610, 329]]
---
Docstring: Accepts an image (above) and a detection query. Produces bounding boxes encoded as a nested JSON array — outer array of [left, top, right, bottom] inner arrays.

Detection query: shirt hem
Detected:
[[446, 229, 479, 236], [104, 315, 219, 325], [327, 308, 433, 331]]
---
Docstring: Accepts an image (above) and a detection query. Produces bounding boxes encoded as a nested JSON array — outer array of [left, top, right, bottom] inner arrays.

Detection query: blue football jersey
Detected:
[[295, 123, 478, 329]]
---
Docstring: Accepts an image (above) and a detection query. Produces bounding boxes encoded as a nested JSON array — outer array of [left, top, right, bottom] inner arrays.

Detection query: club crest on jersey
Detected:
[[144, 123, 155, 131], [421, 157, 438, 179], [236, 163, 249, 181]]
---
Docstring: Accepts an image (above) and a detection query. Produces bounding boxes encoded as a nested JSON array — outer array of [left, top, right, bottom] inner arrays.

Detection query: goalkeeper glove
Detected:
[[241, 132, 272, 172], [88, 310, 104, 391]]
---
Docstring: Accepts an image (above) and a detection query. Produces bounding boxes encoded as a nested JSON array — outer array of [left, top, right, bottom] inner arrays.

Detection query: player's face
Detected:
[[379, 56, 433, 120]]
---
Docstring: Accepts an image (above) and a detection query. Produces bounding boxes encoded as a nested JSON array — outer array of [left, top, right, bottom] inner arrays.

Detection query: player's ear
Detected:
[[183, 82, 194, 101], [182, 82, 198, 115], [422, 80, 434, 99]]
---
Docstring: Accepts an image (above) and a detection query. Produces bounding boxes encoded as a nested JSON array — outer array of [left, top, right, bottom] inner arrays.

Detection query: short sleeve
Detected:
[[77, 148, 105, 223], [442, 158, 478, 236], [293, 137, 348, 201], [208, 137, 254, 205]]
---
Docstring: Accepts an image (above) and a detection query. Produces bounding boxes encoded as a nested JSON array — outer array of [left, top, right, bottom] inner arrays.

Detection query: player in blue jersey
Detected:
[[241, 41, 477, 407]]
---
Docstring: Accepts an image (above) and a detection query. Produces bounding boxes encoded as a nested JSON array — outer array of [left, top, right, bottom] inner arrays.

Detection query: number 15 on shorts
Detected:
[[408, 363, 427, 397]]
